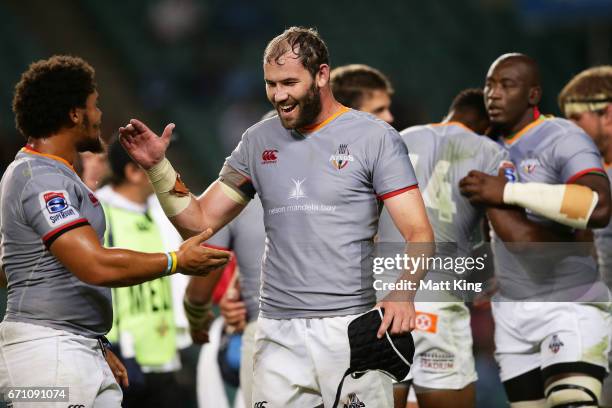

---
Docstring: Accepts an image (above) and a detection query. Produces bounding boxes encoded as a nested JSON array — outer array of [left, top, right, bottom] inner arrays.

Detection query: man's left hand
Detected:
[[105, 348, 129, 388], [459, 169, 507, 206]]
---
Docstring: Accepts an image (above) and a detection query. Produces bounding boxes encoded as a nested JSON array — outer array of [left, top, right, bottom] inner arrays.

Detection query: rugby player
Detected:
[[119, 27, 433, 407], [459, 53, 611, 408], [0, 56, 230, 407], [189, 75, 398, 406], [377, 88, 505, 408], [331, 63, 395, 124], [558, 65, 612, 408]]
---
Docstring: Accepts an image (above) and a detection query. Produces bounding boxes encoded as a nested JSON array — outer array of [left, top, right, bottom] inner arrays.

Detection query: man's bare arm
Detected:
[[377, 188, 434, 336], [51, 226, 229, 287]]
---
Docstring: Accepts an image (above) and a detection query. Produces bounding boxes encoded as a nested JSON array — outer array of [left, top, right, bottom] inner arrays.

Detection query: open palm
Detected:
[[118, 119, 175, 169]]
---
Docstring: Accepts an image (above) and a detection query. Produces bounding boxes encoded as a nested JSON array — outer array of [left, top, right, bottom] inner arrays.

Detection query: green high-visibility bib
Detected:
[[103, 203, 176, 367]]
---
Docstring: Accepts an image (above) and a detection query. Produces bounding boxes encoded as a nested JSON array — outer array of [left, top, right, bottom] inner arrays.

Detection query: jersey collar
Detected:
[[21, 146, 76, 173], [431, 121, 473, 133], [298, 105, 350, 135], [503, 115, 548, 146]]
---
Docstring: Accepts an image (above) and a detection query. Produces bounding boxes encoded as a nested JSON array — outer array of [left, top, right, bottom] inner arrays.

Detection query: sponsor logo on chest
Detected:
[[261, 149, 278, 164]]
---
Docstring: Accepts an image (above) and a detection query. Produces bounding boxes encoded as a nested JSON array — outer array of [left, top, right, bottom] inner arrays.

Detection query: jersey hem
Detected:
[[566, 167, 606, 184], [42, 218, 90, 248], [259, 304, 374, 320], [377, 184, 419, 200]]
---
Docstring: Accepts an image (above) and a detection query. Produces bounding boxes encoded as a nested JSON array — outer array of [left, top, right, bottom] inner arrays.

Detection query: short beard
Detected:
[[279, 82, 322, 130], [76, 115, 104, 153]]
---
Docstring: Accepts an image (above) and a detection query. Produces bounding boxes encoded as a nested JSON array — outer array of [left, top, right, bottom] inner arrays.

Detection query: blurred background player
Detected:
[[96, 139, 182, 408], [119, 26, 433, 407], [459, 53, 611, 408], [331, 63, 395, 124], [558, 65, 612, 408], [0, 55, 230, 407], [377, 88, 507, 408], [186, 112, 274, 408]]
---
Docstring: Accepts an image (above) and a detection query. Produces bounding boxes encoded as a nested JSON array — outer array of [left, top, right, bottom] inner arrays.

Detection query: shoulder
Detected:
[[242, 115, 284, 140], [541, 117, 595, 147], [339, 109, 395, 136]]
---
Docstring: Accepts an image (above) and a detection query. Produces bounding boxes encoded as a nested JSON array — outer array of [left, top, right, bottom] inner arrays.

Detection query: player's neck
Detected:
[[300, 91, 343, 133], [502, 107, 540, 139], [26, 133, 77, 166]]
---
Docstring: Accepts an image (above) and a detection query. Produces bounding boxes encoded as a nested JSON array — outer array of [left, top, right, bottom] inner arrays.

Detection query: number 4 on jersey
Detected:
[[410, 154, 457, 223]]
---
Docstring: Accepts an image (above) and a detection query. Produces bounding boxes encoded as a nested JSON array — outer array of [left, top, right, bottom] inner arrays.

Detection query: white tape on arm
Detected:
[[503, 182, 598, 229], [146, 158, 192, 217]]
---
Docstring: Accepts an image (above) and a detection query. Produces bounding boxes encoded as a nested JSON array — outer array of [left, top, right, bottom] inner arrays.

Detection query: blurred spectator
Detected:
[[148, 0, 203, 45], [98, 140, 182, 407]]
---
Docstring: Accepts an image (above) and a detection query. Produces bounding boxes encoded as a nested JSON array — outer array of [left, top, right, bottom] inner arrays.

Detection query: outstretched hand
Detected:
[[119, 119, 175, 170], [177, 228, 231, 276]]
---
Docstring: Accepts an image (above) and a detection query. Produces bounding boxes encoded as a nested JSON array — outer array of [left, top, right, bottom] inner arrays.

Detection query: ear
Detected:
[[316, 64, 330, 88], [602, 104, 612, 126], [528, 85, 542, 106], [69, 107, 81, 125]]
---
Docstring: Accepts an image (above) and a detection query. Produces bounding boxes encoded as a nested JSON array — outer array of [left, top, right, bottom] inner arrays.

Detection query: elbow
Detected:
[[588, 202, 611, 229]]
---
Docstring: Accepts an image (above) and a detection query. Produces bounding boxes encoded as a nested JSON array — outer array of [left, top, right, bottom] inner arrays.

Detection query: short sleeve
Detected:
[[373, 129, 419, 200], [482, 142, 510, 176], [205, 225, 232, 250], [555, 130, 605, 183], [21, 173, 89, 247], [225, 129, 252, 179]]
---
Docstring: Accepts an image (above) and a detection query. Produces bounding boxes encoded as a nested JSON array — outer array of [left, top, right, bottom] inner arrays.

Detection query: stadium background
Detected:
[[0, 0, 610, 407]]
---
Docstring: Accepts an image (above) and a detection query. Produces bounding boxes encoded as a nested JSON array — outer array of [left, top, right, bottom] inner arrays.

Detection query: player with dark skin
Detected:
[[460, 53, 611, 407]]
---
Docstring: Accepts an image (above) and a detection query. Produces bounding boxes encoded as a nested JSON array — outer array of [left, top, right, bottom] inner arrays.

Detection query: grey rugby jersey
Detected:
[[378, 122, 508, 253], [206, 195, 265, 322], [225, 108, 418, 319], [492, 117, 609, 301], [0, 148, 111, 337]]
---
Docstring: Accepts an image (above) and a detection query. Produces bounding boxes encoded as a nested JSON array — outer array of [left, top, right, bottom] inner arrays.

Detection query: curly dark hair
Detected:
[[12, 55, 96, 139], [263, 27, 329, 78]]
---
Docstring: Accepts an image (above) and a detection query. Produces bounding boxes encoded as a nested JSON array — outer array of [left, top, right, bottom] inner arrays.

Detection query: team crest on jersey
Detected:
[[330, 144, 354, 170], [520, 158, 539, 174], [39, 190, 79, 227], [548, 334, 564, 354], [343, 393, 365, 408]]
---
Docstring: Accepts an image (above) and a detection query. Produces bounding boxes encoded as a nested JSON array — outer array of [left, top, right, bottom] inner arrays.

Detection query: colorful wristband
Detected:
[[164, 252, 173, 275], [170, 251, 178, 274]]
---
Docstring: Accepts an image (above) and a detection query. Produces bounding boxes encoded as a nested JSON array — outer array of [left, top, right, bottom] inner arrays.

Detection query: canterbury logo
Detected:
[[253, 402, 268, 408], [261, 150, 278, 163]]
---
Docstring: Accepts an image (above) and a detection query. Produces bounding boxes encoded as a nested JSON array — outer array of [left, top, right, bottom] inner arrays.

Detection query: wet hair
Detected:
[[263, 26, 329, 78]]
